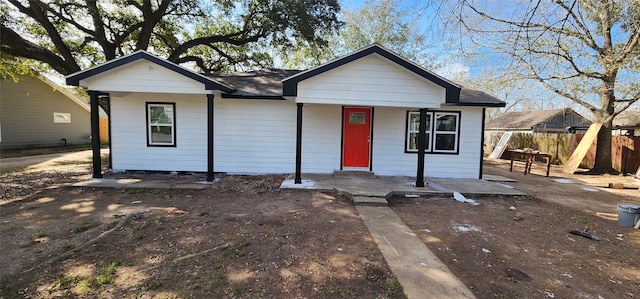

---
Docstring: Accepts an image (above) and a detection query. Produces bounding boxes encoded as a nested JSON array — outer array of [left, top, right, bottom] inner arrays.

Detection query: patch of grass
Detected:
[[77, 279, 93, 294], [205, 266, 228, 292], [223, 238, 250, 258], [33, 231, 47, 239], [71, 221, 101, 234], [148, 280, 163, 290], [50, 274, 82, 291], [388, 281, 405, 297], [106, 220, 119, 230], [96, 261, 118, 285], [232, 282, 247, 296]]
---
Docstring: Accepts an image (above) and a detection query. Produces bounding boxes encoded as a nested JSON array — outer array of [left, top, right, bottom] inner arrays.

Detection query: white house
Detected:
[[66, 45, 505, 185]]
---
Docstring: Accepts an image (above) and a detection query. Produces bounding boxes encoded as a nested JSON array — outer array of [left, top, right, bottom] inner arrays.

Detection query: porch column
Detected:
[[416, 108, 427, 187], [102, 94, 112, 169], [295, 103, 303, 184], [206, 94, 215, 181], [88, 90, 103, 178], [479, 108, 486, 179]]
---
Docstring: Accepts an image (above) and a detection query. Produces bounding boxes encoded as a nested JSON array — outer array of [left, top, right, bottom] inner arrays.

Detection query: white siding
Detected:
[[301, 105, 342, 173], [214, 99, 296, 174], [296, 54, 446, 108], [111, 96, 299, 174], [110, 93, 482, 178], [79, 60, 206, 94], [110, 93, 208, 172], [372, 106, 483, 178]]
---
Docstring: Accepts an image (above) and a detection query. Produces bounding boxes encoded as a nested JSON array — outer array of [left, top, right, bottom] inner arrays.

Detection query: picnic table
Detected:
[[508, 149, 552, 177]]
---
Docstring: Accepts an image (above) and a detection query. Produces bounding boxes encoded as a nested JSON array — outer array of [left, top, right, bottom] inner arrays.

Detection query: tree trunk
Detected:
[[591, 118, 614, 173], [591, 79, 616, 174]]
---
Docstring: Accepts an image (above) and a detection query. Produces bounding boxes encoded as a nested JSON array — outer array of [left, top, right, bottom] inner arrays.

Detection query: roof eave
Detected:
[[443, 102, 506, 108]]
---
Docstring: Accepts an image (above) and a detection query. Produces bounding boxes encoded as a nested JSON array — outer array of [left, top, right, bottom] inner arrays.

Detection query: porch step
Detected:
[[333, 170, 376, 179], [353, 196, 388, 206]]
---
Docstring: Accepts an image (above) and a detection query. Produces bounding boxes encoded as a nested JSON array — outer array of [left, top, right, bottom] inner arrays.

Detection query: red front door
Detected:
[[343, 107, 372, 168]]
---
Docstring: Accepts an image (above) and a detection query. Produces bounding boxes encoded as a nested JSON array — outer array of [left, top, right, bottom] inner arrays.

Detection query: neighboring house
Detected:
[[612, 108, 640, 136], [485, 108, 592, 133], [1, 75, 101, 149], [65, 44, 505, 183]]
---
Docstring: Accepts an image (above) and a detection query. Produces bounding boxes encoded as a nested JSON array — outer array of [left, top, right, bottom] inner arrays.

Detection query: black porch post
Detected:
[[295, 103, 303, 184], [479, 108, 486, 179], [416, 108, 427, 187], [207, 94, 215, 181], [89, 90, 103, 178]]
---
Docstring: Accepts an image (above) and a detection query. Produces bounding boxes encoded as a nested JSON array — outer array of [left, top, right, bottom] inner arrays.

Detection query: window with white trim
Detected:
[[146, 103, 176, 146], [406, 111, 460, 154]]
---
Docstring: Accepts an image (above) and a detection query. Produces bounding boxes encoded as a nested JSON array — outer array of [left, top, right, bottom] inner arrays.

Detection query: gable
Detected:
[[282, 44, 464, 108], [66, 51, 234, 94], [295, 54, 447, 108], [77, 60, 211, 94]]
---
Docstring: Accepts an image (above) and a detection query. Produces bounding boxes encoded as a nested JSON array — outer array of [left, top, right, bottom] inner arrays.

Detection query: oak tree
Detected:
[[451, 0, 639, 173], [1, 0, 341, 76]]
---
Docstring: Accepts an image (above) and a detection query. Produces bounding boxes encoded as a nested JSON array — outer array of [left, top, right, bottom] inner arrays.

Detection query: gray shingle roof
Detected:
[[208, 69, 300, 97], [454, 81, 505, 107], [486, 108, 592, 130]]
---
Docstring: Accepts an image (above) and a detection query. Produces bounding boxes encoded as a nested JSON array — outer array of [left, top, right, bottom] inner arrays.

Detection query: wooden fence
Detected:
[[485, 131, 639, 174], [99, 118, 109, 143]]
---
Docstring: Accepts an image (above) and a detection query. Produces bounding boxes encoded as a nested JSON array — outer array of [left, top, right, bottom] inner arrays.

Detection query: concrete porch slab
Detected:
[[428, 178, 526, 196], [72, 178, 208, 189], [280, 174, 527, 197]]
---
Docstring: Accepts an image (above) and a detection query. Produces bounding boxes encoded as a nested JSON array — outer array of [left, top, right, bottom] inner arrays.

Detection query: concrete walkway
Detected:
[[280, 174, 528, 298], [357, 205, 475, 298], [1, 149, 109, 173]]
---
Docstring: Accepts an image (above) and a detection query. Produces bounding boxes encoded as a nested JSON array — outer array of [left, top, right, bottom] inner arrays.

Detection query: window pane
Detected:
[[425, 114, 431, 131], [151, 125, 172, 143], [409, 113, 420, 131], [409, 133, 417, 150], [409, 113, 431, 132], [150, 106, 173, 124], [436, 114, 456, 131], [408, 133, 430, 151], [435, 134, 456, 151], [349, 112, 366, 124]]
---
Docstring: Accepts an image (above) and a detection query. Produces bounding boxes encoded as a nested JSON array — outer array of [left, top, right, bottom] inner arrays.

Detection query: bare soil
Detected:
[[393, 160, 640, 299], [1, 151, 639, 299]]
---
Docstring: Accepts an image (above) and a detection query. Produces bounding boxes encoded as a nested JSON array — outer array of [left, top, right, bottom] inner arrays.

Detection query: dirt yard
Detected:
[[1, 152, 639, 298]]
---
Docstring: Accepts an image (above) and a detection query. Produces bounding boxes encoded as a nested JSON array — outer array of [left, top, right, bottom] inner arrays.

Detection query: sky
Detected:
[[339, 0, 640, 118], [38, 0, 637, 117]]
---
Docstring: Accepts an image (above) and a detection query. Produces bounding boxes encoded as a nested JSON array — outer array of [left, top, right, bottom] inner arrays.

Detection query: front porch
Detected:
[[280, 173, 525, 199]]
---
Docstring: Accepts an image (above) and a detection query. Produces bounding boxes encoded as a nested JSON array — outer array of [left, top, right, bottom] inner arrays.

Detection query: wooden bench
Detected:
[[508, 149, 552, 177]]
